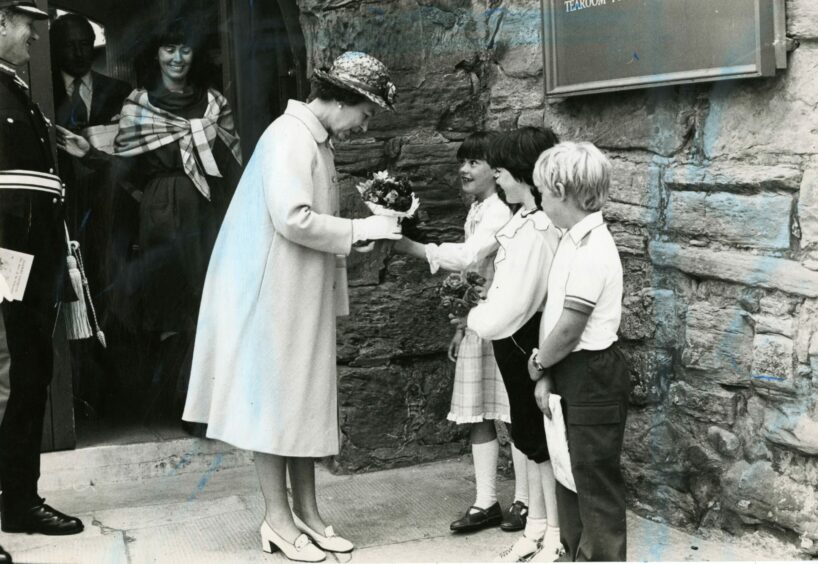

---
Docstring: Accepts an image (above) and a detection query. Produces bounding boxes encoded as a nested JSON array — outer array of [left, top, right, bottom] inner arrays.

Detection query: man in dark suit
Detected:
[[0, 0, 84, 544], [51, 13, 134, 419]]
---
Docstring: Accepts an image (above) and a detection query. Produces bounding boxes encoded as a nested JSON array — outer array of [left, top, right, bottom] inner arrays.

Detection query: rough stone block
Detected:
[[518, 109, 544, 128], [795, 299, 818, 363], [371, 71, 476, 136], [682, 303, 753, 386], [702, 44, 818, 158], [722, 460, 818, 543], [665, 191, 792, 250], [752, 313, 795, 338], [668, 381, 737, 426], [336, 360, 466, 471], [603, 201, 659, 227], [397, 138, 460, 169], [797, 164, 818, 253], [707, 426, 742, 458], [625, 347, 673, 407], [489, 68, 544, 111], [649, 242, 818, 298], [787, 0, 818, 39], [663, 163, 802, 193], [494, 4, 542, 78], [609, 157, 664, 208], [763, 402, 818, 456], [544, 87, 696, 157], [608, 223, 647, 256], [335, 139, 387, 174], [751, 334, 796, 396]]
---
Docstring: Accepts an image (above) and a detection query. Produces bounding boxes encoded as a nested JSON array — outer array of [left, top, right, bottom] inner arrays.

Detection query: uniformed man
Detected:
[[0, 0, 84, 540]]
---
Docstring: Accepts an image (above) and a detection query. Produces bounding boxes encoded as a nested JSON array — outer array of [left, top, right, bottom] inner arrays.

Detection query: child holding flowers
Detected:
[[395, 132, 530, 535], [463, 127, 563, 562]]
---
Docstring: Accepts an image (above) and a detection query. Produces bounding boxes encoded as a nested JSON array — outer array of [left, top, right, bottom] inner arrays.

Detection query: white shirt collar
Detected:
[[566, 211, 604, 245], [61, 71, 92, 92]]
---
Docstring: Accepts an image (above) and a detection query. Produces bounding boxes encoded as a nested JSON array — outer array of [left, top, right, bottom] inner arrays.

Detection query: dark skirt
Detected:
[[136, 171, 229, 332]]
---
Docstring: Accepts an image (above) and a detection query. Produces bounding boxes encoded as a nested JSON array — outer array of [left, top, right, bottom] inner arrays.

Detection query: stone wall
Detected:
[[296, 0, 818, 554]]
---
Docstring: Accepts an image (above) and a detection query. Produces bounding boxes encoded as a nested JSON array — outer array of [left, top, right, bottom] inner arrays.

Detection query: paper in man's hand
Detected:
[[0, 248, 34, 302]]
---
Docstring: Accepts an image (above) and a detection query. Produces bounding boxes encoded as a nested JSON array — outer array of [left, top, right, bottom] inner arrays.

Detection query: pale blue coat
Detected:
[[183, 100, 353, 456]]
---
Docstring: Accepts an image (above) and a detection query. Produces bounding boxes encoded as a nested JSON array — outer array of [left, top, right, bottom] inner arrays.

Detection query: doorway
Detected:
[[24, 0, 307, 450]]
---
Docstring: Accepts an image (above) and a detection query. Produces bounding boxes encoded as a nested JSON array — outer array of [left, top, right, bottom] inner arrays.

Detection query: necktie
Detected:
[[69, 78, 88, 130]]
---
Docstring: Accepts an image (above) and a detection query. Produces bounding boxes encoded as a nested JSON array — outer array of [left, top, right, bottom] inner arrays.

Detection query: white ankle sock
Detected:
[[511, 444, 529, 505], [524, 516, 547, 540], [544, 526, 561, 543], [471, 439, 499, 511]]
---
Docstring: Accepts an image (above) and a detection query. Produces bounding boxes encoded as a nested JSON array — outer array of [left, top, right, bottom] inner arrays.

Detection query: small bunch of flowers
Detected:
[[439, 272, 486, 318], [356, 170, 420, 218]]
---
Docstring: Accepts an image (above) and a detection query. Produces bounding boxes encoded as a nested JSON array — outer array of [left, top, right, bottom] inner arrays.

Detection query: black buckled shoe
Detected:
[[0, 544, 12, 564], [500, 500, 529, 532], [449, 502, 502, 533], [1, 500, 84, 536]]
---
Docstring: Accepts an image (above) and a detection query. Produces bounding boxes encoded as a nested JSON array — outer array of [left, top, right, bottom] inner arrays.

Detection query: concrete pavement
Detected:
[[0, 440, 797, 563]]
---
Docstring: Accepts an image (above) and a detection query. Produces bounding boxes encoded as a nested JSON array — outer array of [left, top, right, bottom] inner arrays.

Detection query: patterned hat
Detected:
[[313, 51, 396, 111], [0, 0, 48, 19]]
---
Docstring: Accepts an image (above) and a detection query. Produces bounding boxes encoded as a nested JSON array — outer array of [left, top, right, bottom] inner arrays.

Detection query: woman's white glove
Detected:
[[352, 216, 402, 243]]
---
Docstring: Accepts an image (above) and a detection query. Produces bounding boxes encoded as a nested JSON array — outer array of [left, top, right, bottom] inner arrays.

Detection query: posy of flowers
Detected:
[[356, 170, 420, 218], [439, 272, 486, 318]]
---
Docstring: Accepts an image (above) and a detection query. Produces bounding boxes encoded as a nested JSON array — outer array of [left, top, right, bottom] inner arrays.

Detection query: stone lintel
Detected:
[[649, 242, 818, 298], [663, 163, 802, 193]]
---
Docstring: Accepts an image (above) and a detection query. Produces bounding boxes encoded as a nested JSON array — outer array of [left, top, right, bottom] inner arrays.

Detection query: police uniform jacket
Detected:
[[0, 63, 67, 327]]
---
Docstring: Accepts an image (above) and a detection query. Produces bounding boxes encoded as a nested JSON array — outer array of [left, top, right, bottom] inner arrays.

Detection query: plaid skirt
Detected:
[[448, 329, 511, 424]]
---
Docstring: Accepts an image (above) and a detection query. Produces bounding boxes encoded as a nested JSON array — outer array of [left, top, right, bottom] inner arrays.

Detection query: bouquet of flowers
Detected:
[[439, 272, 486, 318], [356, 170, 420, 218]]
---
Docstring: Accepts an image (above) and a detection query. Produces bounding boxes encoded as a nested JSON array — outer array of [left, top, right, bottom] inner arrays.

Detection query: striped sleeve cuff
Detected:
[[564, 295, 595, 315]]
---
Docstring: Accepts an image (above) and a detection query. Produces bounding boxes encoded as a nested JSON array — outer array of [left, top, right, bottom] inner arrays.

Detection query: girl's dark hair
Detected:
[[488, 126, 559, 209], [309, 77, 369, 106], [456, 131, 499, 162], [136, 18, 214, 90]]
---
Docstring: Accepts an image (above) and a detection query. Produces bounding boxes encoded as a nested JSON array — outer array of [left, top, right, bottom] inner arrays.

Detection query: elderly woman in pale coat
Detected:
[[183, 52, 400, 563]]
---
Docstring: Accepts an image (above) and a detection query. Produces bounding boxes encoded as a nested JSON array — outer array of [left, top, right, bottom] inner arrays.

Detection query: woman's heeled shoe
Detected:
[[260, 521, 326, 562], [292, 514, 354, 553]]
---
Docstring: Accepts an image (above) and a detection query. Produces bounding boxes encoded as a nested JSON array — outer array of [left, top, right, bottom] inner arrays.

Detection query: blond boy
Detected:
[[528, 142, 629, 561]]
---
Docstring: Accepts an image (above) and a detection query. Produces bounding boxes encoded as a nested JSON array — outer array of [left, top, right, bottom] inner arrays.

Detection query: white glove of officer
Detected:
[[352, 215, 402, 243]]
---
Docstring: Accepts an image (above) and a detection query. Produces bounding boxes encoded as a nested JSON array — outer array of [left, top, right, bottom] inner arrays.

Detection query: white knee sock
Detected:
[[472, 439, 499, 510], [511, 444, 529, 505], [524, 516, 548, 540]]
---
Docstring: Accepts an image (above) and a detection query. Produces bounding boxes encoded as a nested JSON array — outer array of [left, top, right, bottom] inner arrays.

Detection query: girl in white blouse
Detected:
[[395, 132, 530, 534], [463, 127, 564, 562]]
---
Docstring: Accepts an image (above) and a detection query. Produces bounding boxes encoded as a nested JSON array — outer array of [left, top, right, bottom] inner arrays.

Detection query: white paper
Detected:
[[543, 394, 577, 492], [0, 247, 34, 302]]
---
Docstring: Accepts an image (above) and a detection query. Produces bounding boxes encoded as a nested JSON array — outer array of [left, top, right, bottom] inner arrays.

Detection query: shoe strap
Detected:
[[324, 525, 335, 537], [294, 533, 311, 550]]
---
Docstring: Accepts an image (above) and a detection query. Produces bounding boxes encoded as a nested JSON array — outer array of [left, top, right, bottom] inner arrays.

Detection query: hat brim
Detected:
[[313, 69, 394, 111], [12, 5, 49, 19]]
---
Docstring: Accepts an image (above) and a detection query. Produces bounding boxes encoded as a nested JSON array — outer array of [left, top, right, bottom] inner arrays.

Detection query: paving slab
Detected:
[[0, 456, 791, 563]]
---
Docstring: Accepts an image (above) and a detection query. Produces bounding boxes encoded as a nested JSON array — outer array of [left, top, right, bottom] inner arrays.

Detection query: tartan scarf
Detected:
[[114, 88, 242, 201]]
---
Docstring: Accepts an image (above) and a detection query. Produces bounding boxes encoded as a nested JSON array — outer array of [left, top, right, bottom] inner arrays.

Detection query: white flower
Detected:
[[373, 170, 391, 181]]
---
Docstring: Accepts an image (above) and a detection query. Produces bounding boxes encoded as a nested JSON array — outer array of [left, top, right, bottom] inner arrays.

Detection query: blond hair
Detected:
[[533, 142, 611, 212]]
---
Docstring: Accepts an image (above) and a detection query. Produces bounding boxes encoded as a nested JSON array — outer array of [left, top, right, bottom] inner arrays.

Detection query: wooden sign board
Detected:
[[542, 0, 786, 98]]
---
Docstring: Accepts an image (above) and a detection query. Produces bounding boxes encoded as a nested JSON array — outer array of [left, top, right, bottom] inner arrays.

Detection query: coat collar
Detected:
[[0, 59, 28, 91], [566, 211, 604, 245], [284, 100, 329, 144]]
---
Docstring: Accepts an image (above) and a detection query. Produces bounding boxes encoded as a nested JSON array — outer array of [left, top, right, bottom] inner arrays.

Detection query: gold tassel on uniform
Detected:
[[63, 225, 106, 347]]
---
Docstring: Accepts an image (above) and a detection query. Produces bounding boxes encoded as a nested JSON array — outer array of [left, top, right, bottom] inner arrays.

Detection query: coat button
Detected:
[[49, 168, 54, 173], [52, 197, 57, 204], [6, 118, 13, 123]]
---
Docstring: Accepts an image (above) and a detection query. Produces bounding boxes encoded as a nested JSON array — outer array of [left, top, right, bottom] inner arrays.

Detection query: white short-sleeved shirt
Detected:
[[540, 211, 623, 351]]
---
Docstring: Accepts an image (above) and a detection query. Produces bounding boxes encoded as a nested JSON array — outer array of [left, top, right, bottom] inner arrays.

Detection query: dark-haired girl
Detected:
[[463, 127, 565, 562], [396, 132, 535, 535]]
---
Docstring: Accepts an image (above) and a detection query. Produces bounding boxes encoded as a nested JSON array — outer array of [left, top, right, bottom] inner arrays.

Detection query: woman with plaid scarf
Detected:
[[59, 18, 243, 428]]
